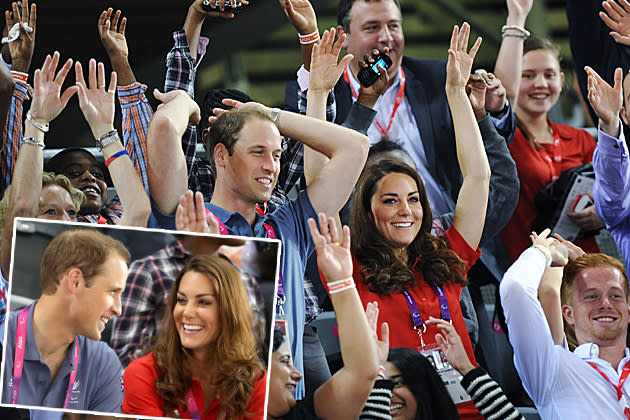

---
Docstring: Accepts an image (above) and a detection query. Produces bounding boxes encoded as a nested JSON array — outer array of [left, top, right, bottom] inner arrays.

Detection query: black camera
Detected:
[[202, 0, 243, 13], [357, 51, 392, 88]]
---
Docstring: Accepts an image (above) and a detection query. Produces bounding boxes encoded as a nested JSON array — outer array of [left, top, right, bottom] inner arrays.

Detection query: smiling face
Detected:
[[173, 270, 220, 358], [370, 172, 423, 251], [517, 49, 564, 119], [218, 118, 281, 206], [38, 184, 78, 221], [54, 151, 108, 215], [75, 253, 127, 340], [384, 361, 417, 420], [268, 339, 302, 417], [563, 265, 630, 347], [341, 0, 404, 81]]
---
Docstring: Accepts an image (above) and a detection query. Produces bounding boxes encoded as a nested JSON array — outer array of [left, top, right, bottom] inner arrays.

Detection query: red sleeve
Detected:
[[244, 371, 267, 419], [122, 353, 166, 416], [444, 226, 482, 275]]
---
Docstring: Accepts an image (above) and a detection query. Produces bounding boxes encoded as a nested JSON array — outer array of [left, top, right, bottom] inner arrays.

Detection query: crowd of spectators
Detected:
[[2, 0, 630, 418]]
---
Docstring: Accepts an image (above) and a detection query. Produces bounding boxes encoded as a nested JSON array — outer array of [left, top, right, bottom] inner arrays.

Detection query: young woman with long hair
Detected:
[[122, 255, 265, 420]]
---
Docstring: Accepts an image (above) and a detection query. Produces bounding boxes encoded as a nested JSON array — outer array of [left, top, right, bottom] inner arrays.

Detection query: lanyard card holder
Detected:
[[418, 345, 471, 404]]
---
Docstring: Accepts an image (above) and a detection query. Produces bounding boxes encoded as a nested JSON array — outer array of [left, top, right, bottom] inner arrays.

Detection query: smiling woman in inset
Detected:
[[122, 255, 266, 420]]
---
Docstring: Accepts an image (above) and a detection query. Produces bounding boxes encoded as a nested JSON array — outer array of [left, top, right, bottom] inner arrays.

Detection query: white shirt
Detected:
[[296, 65, 451, 215], [500, 247, 630, 419]]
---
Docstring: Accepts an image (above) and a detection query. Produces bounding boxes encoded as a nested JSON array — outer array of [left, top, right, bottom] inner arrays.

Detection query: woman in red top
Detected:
[[349, 24, 490, 420], [122, 255, 265, 420], [496, 35, 603, 262]]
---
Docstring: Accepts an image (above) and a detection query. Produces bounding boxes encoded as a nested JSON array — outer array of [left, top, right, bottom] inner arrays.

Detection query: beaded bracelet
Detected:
[[501, 25, 530, 38], [22, 136, 44, 148]]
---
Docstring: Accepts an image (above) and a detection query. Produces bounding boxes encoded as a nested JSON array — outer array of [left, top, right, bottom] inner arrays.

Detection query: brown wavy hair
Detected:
[[351, 160, 467, 295], [154, 255, 262, 419]]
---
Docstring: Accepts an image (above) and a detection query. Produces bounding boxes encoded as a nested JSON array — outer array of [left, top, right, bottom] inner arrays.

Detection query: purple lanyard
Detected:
[[210, 211, 285, 308], [402, 283, 451, 349], [186, 389, 202, 420], [11, 306, 80, 408]]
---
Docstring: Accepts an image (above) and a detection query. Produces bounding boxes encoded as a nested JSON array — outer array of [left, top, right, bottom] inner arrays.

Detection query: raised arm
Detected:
[[147, 89, 200, 215], [75, 59, 150, 227], [493, 0, 532, 105], [1, 0, 34, 189], [446, 23, 491, 250], [98, 8, 135, 86], [308, 214, 378, 420], [279, 0, 319, 71], [0, 52, 77, 278]]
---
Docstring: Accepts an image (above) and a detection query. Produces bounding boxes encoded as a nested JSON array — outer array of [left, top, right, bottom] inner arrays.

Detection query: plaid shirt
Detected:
[[111, 239, 266, 367], [1, 80, 28, 193]]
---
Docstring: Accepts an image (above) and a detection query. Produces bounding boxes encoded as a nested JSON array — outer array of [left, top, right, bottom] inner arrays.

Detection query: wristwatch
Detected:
[[96, 130, 120, 151]]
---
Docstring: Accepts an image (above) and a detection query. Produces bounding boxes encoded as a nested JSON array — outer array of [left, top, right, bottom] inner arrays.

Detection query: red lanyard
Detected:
[[343, 67, 406, 138], [588, 361, 630, 418]]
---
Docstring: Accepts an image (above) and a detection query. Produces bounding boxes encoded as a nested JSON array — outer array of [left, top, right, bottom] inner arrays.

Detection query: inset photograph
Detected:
[[1, 218, 279, 419]]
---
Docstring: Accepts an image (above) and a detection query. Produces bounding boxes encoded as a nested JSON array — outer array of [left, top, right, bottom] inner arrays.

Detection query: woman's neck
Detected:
[[517, 109, 554, 143], [395, 247, 408, 264]]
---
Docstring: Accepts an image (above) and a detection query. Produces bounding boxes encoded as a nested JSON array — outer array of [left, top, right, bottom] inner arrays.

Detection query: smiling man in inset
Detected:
[[1, 228, 128, 413]]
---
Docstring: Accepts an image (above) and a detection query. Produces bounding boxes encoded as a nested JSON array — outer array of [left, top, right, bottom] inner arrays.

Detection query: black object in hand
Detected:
[[357, 51, 392, 88], [202, 0, 243, 13]]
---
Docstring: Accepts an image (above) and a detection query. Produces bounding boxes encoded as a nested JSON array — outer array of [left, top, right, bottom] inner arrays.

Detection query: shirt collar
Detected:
[[574, 342, 630, 367]]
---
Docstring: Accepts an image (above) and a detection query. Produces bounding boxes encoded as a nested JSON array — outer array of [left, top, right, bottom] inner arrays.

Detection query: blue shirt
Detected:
[[2, 302, 123, 412], [592, 124, 630, 270], [151, 189, 317, 398]]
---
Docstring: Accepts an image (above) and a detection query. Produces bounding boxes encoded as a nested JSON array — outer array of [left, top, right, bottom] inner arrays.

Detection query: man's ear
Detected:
[[562, 304, 575, 326], [62, 268, 84, 294], [214, 143, 228, 169], [621, 106, 629, 126], [337, 25, 349, 49]]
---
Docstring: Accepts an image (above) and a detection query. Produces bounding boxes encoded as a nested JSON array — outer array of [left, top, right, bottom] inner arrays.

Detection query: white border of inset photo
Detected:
[[0, 217, 281, 420]]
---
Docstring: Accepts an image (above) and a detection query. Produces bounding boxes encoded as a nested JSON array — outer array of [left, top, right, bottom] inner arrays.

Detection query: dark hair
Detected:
[[206, 108, 274, 173], [272, 325, 287, 353], [337, 0, 401, 32], [40, 228, 130, 295], [350, 160, 466, 295], [199, 89, 253, 150], [45, 147, 112, 186], [388, 348, 459, 420], [154, 255, 262, 419], [367, 139, 405, 159]]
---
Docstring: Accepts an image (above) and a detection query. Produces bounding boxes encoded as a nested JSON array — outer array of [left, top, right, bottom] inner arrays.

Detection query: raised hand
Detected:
[[585, 66, 623, 136], [308, 213, 352, 282], [531, 228, 569, 267], [278, 0, 317, 35], [75, 59, 116, 138], [479, 71, 507, 113], [209, 97, 268, 125], [365, 301, 390, 366], [506, 0, 533, 25], [309, 28, 353, 93], [428, 317, 476, 376], [552, 233, 586, 262], [446, 23, 482, 90], [29, 52, 78, 125], [4, 0, 36, 73], [357, 49, 390, 107], [191, 0, 250, 19], [466, 73, 487, 120], [600, 0, 630, 45], [98, 8, 128, 60], [175, 190, 220, 234], [154, 89, 201, 125]]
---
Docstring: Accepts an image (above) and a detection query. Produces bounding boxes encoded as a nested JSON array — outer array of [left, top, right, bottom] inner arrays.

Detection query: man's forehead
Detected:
[[576, 265, 626, 289], [349, 0, 401, 23], [237, 120, 282, 149]]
